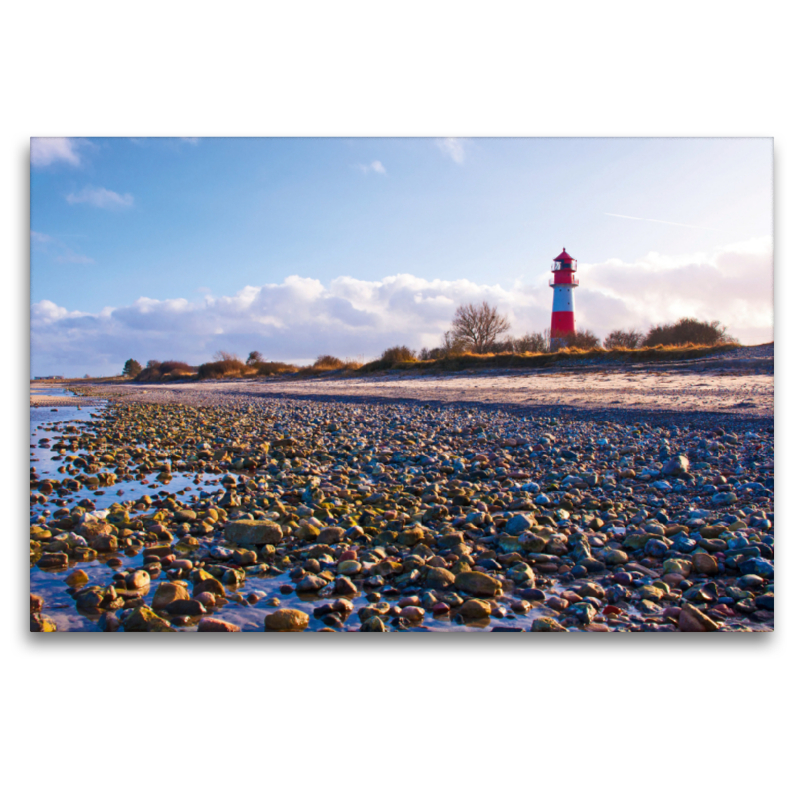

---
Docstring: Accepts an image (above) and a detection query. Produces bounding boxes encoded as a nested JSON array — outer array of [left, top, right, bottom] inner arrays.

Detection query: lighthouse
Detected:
[[549, 247, 579, 349]]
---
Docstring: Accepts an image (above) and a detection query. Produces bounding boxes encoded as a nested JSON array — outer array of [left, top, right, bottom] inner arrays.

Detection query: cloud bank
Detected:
[[31, 237, 772, 376]]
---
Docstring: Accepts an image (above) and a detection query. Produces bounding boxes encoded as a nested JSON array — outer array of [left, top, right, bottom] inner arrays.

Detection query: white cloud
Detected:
[[577, 236, 773, 343], [30, 238, 773, 375], [355, 160, 386, 175], [30, 137, 82, 167], [437, 137, 466, 164], [66, 186, 134, 209]]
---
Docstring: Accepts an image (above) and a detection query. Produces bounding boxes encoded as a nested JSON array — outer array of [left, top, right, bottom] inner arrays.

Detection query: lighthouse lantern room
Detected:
[[549, 247, 579, 349]]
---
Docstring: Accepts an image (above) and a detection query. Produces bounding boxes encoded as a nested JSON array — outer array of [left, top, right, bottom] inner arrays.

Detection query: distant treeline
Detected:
[[121, 311, 739, 382]]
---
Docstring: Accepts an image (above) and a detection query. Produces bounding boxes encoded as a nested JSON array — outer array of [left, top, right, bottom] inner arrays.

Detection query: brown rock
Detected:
[[197, 618, 241, 632], [88, 533, 118, 553], [424, 566, 456, 590], [334, 576, 358, 595], [679, 603, 720, 632], [77, 520, 114, 537], [36, 552, 68, 570], [454, 571, 503, 597], [400, 606, 425, 624], [193, 577, 226, 597], [152, 581, 191, 609], [30, 593, 44, 613], [121, 605, 175, 632], [126, 570, 151, 590], [194, 591, 216, 608], [264, 609, 309, 632], [692, 552, 719, 576], [224, 520, 283, 545], [65, 569, 89, 587], [164, 598, 206, 616], [531, 617, 567, 632], [317, 526, 346, 544], [458, 598, 492, 620]]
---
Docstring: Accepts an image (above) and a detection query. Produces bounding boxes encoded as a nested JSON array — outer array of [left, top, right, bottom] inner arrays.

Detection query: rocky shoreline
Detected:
[[30, 375, 774, 632]]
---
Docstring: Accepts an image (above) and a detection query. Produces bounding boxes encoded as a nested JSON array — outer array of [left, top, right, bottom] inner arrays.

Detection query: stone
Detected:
[[126, 570, 151, 590], [30, 594, 44, 613], [334, 576, 358, 595], [678, 603, 720, 632], [88, 533, 118, 552], [65, 569, 89, 587], [424, 566, 456, 590], [297, 574, 328, 593], [663, 558, 692, 577], [505, 514, 533, 534], [164, 598, 207, 616], [122, 606, 176, 632], [197, 618, 241, 632], [661, 455, 690, 476], [360, 616, 388, 632], [224, 520, 283, 545], [264, 609, 309, 632], [317, 526, 346, 544], [458, 599, 492, 620], [530, 617, 567, 632], [193, 577, 226, 597], [30, 613, 57, 632], [692, 552, 719, 575], [152, 581, 191, 610], [36, 552, 68, 569], [400, 606, 425, 624], [454, 571, 503, 597]]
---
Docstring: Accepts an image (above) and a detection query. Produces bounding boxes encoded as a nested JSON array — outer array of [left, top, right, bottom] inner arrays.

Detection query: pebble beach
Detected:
[[29, 345, 774, 633]]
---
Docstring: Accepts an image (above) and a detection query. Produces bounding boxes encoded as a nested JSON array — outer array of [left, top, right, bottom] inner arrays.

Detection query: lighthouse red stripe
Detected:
[[550, 311, 575, 337]]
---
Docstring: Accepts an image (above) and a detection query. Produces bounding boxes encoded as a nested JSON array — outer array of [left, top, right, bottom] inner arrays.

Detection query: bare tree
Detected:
[[213, 350, 239, 362], [450, 301, 511, 354]]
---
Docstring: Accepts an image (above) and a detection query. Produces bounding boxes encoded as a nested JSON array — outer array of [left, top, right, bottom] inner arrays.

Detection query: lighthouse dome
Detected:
[[554, 248, 575, 263]]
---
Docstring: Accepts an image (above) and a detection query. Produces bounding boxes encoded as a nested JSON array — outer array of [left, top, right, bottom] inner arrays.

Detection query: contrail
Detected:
[[604, 212, 721, 231]]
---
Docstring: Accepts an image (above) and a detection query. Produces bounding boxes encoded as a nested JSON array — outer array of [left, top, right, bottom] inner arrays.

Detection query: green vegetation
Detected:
[[122, 358, 142, 378]]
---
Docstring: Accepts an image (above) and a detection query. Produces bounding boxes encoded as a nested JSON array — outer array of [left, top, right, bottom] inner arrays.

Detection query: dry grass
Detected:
[[360, 342, 742, 373]]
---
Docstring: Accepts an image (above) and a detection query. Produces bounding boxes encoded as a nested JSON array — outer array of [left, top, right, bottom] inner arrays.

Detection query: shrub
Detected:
[[604, 328, 645, 349], [198, 358, 246, 379], [551, 329, 600, 351], [642, 318, 736, 347], [381, 345, 417, 364], [256, 361, 297, 376], [247, 351, 264, 365], [313, 355, 345, 370], [158, 360, 193, 375]]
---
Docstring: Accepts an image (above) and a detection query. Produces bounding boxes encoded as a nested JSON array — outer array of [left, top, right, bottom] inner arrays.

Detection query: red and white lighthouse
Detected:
[[549, 247, 579, 348]]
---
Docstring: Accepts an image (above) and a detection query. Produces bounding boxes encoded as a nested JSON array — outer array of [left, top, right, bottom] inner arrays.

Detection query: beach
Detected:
[[29, 344, 774, 633]]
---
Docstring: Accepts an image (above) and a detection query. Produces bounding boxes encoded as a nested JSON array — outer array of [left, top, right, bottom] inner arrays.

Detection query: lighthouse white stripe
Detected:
[[552, 286, 574, 312]]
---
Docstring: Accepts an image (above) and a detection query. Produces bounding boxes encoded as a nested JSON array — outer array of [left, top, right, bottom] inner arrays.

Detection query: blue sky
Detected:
[[31, 136, 773, 375]]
